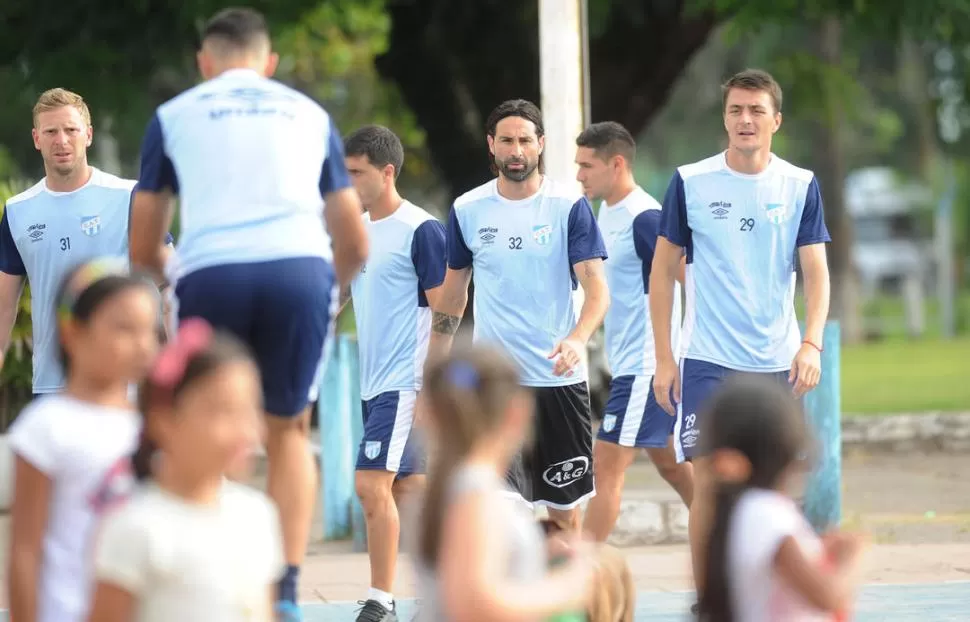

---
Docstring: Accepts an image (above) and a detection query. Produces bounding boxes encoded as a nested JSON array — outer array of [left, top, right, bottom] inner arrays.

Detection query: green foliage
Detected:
[[0, 178, 35, 391], [274, 0, 432, 193]]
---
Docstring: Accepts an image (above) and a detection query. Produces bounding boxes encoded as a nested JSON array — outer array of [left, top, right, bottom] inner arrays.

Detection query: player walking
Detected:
[[574, 122, 694, 542], [427, 99, 610, 531], [650, 69, 831, 610], [127, 8, 368, 621], [343, 125, 445, 622]]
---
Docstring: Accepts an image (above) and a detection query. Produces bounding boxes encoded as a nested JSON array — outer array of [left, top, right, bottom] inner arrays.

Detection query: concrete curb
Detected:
[[841, 412, 970, 452]]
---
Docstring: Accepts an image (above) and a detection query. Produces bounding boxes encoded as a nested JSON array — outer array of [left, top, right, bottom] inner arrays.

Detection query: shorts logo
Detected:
[[542, 456, 589, 489], [81, 215, 101, 237], [602, 414, 617, 433], [532, 224, 552, 246], [681, 412, 699, 449], [364, 440, 382, 461]]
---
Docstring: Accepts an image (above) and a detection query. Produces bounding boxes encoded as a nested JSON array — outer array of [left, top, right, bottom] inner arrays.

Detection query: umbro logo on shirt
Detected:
[[709, 201, 732, 220], [478, 226, 498, 245], [27, 222, 46, 242]]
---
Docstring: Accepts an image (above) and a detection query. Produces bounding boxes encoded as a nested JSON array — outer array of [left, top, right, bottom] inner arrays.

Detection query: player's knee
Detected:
[[355, 470, 395, 514], [264, 409, 311, 442], [593, 441, 634, 484]]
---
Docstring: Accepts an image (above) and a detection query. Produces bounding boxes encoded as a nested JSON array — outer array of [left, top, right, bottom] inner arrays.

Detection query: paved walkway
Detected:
[[283, 542, 970, 620]]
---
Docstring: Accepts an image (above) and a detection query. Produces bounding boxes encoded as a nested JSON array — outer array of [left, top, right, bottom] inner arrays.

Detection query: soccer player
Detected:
[[574, 122, 694, 543], [342, 125, 444, 622], [427, 99, 610, 531], [127, 8, 368, 621], [0, 88, 171, 396], [650, 69, 831, 605]]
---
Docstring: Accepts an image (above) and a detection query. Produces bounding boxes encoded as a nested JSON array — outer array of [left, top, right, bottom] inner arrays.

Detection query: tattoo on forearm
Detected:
[[432, 311, 461, 335], [339, 286, 351, 306]]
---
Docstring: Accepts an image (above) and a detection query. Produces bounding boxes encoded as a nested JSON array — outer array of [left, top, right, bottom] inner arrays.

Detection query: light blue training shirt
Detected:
[[137, 68, 350, 281], [351, 201, 447, 401], [0, 169, 157, 393], [597, 186, 681, 378], [447, 177, 608, 387], [659, 152, 831, 372]]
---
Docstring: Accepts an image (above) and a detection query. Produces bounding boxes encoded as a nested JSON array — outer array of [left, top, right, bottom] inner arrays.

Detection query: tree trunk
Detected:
[[812, 17, 863, 343]]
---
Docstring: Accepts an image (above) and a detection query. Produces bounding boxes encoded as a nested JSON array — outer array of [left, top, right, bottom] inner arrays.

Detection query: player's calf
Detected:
[[645, 439, 694, 507], [583, 440, 637, 541]]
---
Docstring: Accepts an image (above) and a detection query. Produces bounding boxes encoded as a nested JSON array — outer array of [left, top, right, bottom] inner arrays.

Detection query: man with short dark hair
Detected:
[[650, 68, 831, 608], [574, 121, 693, 543], [129, 7, 369, 620], [427, 99, 610, 531], [342, 125, 444, 622]]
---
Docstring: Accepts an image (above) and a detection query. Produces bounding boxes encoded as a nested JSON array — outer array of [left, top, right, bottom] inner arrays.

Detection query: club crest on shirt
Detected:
[[764, 203, 790, 225], [80, 215, 102, 237], [532, 224, 552, 246]]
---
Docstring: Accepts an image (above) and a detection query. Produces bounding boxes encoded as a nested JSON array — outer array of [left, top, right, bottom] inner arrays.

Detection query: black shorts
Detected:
[[505, 382, 595, 510]]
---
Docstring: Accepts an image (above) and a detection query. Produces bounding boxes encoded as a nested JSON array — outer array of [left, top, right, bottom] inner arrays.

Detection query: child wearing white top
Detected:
[[7, 258, 161, 622], [87, 318, 285, 622], [697, 376, 868, 622]]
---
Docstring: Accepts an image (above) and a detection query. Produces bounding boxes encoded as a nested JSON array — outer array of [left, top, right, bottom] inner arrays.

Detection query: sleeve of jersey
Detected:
[[319, 117, 352, 196], [137, 114, 179, 194], [0, 208, 26, 275], [659, 172, 691, 247], [796, 177, 832, 247], [446, 207, 473, 270], [567, 197, 608, 265], [632, 210, 662, 294], [127, 186, 174, 245], [411, 219, 447, 290]]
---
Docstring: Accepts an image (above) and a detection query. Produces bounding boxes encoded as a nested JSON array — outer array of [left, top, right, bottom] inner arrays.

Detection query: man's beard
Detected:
[[498, 157, 538, 182]]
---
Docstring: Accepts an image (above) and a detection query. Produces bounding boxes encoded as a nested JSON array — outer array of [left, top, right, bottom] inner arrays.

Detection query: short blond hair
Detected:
[[33, 88, 92, 127]]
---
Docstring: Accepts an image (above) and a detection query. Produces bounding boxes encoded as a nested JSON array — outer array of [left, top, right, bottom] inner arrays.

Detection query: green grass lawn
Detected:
[[842, 336, 970, 415]]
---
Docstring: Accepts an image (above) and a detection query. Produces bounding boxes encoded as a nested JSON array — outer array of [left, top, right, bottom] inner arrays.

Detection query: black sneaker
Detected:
[[355, 599, 398, 622]]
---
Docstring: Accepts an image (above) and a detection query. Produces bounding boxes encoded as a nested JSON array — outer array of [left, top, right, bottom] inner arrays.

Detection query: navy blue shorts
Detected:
[[597, 375, 675, 449], [174, 257, 334, 417], [356, 391, 425, 476], [675, 358, 792, 462]]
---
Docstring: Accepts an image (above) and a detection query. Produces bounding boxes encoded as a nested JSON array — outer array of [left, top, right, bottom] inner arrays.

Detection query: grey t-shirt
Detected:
[[416, 464, 547, 621]]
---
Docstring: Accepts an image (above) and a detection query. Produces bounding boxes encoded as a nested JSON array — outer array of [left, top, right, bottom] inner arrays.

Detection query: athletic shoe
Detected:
[[276, 600, 303, 622], [356, 599, 398, 622]]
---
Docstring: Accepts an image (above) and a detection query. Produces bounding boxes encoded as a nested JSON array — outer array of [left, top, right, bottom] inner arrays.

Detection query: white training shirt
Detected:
[[94, 481, 284, 622], [137, 68, 351, 281], [7, 395, 140, 622], [728, 488, 831, 622]]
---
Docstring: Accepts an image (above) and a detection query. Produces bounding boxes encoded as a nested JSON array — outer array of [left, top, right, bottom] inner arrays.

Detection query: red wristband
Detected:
[[802, 339, 823, 353]]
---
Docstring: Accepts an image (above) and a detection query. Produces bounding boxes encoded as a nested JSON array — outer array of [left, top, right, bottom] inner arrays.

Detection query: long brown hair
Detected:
[[418, 346, 525, 568]]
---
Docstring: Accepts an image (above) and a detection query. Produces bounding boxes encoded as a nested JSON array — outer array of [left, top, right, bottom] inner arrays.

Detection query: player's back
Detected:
[[448, 178, 589, 387], [597, 186, 681, 378], [1, 169, 134, 392], [151, 69, 338, 279]]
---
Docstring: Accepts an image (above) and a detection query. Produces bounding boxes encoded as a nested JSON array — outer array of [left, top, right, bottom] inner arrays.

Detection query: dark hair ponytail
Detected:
[[699, 483, 745, 622], [695, 374, 810, 622]]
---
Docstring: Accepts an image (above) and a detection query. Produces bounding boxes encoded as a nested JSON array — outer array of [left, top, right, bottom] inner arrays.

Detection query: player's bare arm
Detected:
[[650, 236, 684, 415], [790, 242, 830, 397], [549, 258, 608, 377], [0, 273, 25, 368], [427, 267, 471, 364], [129, 189, 175, 284], [324, 187, 369, 287], [336, 284, 352, 315]]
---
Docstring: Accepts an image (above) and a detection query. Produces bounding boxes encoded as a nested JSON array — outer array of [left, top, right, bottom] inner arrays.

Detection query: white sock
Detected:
[[368, 587, 394, 610]]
